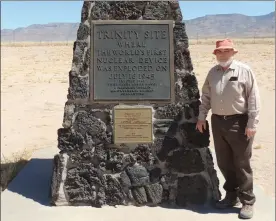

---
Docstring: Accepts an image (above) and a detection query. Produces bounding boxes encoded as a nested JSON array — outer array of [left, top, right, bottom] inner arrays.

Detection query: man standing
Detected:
[[196, 39, 261, 219]]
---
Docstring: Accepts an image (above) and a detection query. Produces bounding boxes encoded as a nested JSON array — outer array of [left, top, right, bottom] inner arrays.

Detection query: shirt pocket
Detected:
[[224, 81, 243, 97]]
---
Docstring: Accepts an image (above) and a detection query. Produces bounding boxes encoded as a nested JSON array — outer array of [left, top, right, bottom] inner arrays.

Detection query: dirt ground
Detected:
[[1, 38, 275, 197]]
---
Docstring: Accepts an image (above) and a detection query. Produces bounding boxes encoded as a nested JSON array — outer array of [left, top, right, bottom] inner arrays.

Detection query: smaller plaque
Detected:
[[113, 105, 153, 144]]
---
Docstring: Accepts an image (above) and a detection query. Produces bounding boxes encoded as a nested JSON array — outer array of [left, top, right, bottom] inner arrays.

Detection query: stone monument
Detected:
[[50, 1, 221, 207]]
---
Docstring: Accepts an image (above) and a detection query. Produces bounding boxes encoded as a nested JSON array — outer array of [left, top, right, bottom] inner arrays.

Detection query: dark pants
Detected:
[[211, 114, 256, 205]]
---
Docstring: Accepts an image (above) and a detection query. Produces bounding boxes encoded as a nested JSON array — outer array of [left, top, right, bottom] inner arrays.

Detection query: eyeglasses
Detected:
[[216, 49, 233, 53]]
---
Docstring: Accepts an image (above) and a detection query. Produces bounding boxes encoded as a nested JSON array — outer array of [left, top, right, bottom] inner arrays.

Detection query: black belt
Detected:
[[213, 114, 247, 120]]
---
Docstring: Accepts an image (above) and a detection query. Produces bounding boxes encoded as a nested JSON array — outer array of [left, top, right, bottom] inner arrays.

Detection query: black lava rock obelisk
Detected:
[[50, 1, 221, 207]]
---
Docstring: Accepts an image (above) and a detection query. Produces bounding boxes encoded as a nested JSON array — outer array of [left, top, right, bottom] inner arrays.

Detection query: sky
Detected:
[[1, 1, 275, 29]]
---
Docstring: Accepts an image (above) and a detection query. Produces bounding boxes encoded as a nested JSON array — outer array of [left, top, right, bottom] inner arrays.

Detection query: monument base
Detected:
[[51, 104, 220, 207]]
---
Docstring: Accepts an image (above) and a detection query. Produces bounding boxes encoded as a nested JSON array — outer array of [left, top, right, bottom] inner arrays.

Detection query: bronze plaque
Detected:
[[90, 20, 174, 103], [113, 106, 153, 144]]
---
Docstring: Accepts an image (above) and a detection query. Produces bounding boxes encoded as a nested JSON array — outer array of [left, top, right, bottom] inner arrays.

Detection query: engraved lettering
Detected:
[[97, 30, 139, 40], [117, 41, 146, 48], [114, 108, 153, 143], [97, 57, 134, 64], [138, 57, 168, 63], [93, 23, 172, 100], [156, 66, 168, 71], [144, 30, 167, 39]]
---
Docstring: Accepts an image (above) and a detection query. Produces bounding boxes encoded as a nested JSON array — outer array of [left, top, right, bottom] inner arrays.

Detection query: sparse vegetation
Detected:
[[1, 149, 33, 192]]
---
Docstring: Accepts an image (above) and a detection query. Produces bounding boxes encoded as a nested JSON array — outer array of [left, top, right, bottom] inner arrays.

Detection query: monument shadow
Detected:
[[159, 202, 240, 215], [6, 158, 53, 206]]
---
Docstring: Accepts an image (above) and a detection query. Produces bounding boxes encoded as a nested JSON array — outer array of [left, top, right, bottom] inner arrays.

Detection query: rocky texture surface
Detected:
[[50, 1, 221, 207]]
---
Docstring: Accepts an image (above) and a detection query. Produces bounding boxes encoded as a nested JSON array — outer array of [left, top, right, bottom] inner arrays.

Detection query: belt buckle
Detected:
[[223, 116, 227, 120]]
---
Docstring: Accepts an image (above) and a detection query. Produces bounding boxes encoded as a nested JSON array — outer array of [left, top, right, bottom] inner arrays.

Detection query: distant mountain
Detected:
[[1, 12, 275, 42], [1, 23, 80, 42], [184, 12, 275, 38]]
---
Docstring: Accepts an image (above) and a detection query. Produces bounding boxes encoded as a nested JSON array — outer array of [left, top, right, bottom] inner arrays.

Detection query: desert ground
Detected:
[[1, 38, 275, 197]]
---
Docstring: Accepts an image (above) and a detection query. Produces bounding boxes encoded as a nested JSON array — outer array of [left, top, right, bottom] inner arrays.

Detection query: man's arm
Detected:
[[198, 74, 211, 121], [245, 69, 261, 129]]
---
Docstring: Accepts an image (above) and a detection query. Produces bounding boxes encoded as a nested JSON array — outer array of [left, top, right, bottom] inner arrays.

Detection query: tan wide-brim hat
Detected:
[[213, 38, 238, 54]]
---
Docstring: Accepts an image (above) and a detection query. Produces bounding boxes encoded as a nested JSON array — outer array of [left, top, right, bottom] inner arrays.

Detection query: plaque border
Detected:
[[113, 107, 153, 144], [90, 20, 174, 104]]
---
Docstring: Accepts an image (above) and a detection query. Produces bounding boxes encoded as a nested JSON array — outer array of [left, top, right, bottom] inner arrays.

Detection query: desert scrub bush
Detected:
[[1, 149, 32, 192]]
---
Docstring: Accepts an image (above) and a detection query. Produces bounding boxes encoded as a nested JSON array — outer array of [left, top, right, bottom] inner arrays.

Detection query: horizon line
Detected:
[[1, 11, 274, 31]]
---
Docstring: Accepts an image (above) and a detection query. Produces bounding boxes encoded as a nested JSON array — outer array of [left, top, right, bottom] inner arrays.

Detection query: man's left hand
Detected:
[[245, 127, 256, 139]]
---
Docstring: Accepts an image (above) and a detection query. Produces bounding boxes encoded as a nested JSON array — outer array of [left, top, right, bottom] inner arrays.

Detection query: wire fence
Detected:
[[2, 29, 275, 46], [189, 31, 275, 44]]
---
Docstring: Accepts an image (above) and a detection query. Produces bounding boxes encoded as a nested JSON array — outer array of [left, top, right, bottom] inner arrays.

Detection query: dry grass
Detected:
[[1, 38, 275, 197], [1, 149, 33, 191]]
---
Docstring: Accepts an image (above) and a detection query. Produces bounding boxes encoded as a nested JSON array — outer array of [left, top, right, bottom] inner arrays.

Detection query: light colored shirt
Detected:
[[198, 59, 261, 129]]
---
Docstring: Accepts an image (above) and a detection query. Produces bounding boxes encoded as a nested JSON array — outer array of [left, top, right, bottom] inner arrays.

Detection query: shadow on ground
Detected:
[[159, 203, 240, 215], [5, 157, 239, 215], [6, 158, 53, 206]]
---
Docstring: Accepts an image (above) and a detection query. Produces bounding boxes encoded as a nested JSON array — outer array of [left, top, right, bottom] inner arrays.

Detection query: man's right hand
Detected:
[[196, 120, 206, 133]]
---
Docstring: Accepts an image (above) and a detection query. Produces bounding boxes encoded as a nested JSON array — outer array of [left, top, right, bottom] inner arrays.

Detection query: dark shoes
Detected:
[[239, 204, 254, 219], [215, 192, 241, 209]]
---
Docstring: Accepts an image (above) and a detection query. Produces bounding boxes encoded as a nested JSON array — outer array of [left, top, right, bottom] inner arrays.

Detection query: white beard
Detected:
[[218, 57, 233, 67]]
